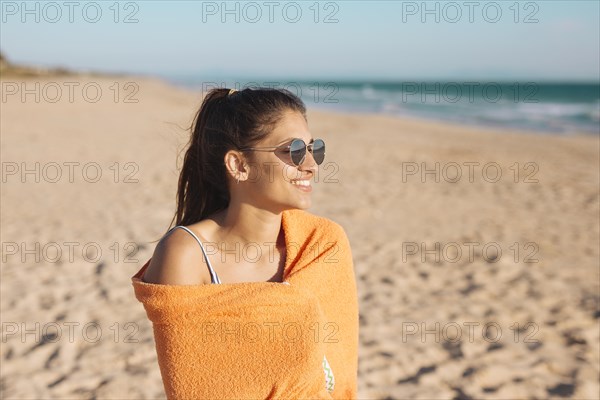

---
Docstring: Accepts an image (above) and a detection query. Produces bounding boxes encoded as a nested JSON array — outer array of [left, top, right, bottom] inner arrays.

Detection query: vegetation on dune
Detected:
[[0, 50, 73, 78]]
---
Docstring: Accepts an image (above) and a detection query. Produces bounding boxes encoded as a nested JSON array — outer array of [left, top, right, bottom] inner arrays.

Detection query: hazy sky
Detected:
[[1, 0, 599, 80]]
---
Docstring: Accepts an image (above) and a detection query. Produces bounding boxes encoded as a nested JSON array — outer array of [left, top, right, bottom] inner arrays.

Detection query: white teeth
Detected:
[[291, 180, 310, 187]]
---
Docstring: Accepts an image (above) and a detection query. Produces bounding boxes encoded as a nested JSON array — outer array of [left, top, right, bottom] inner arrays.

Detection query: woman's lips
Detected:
[[290, 179, 312, 192]]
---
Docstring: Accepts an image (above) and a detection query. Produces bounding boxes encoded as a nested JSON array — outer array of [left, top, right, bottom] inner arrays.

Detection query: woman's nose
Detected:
[[300, 150, 318, 173]]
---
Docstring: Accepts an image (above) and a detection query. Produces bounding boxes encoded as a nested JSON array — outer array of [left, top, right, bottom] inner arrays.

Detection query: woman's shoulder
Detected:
[[141, 225, 212, 285]]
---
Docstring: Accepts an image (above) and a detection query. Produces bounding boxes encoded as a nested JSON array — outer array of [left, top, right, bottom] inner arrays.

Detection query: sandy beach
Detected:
[[1, 75, 598, 399]]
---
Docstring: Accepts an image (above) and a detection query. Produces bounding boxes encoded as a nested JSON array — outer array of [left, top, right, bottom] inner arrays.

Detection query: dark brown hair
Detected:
[[168, 87, 307, 231]]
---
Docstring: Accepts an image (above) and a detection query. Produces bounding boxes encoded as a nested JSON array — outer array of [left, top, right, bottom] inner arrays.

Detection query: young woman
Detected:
[[131, 87, 358, 399]]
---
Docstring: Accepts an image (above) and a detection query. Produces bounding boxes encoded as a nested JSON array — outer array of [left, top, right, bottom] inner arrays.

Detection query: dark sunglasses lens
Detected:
[[311, 139, 325, 165], [289, 139, 306, 166]]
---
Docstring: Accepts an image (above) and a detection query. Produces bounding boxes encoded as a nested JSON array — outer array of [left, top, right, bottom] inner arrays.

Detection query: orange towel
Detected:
[[131, 209, 359, 399]]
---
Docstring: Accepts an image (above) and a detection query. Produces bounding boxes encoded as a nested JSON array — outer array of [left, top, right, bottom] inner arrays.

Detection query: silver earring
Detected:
[[236, 174, 240, 184]]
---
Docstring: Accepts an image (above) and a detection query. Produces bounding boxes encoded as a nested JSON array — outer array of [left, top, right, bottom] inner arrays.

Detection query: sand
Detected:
[[1, 75, 598, 399]]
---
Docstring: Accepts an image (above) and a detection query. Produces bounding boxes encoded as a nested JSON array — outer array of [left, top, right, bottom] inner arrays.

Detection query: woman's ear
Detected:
[[224, 150, 249, 181]]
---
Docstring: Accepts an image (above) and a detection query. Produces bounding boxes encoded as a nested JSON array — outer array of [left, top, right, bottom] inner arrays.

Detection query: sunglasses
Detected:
[[240, 138, 325, 167]]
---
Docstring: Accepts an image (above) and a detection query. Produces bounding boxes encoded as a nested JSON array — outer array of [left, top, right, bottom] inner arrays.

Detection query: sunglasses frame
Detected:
[[239, 138, 325, 166]]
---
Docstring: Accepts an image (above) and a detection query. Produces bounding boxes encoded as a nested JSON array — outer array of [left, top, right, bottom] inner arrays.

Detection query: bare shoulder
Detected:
[[142, 227, 211, 285]]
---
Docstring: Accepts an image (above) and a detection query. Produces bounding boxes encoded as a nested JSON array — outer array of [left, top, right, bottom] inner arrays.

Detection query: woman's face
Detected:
[[241, 110, 318, 212]]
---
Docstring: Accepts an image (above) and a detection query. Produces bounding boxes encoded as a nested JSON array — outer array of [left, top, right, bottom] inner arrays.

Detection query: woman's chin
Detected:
[[294, 198, 312, 210]]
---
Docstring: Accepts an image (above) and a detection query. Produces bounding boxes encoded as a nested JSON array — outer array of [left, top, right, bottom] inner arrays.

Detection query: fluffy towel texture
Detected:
[[131, 209, 359, 399]]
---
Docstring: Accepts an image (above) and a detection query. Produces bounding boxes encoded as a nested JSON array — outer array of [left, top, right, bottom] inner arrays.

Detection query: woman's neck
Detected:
[[210, 204, 285, 249]]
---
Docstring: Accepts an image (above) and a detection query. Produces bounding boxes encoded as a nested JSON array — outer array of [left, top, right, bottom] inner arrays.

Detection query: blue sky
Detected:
[[1, 0, 599, 80]]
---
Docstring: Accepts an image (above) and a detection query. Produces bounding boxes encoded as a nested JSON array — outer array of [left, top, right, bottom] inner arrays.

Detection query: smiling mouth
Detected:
[[290, 180, 311, 187]]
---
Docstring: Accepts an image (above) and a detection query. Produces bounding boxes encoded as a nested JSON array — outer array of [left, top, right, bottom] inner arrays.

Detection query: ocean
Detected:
[[161, 76, 600, 135]]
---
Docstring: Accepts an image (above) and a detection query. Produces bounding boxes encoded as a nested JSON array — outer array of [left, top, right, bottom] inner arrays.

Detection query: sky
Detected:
[[1, 0, 599, 81]]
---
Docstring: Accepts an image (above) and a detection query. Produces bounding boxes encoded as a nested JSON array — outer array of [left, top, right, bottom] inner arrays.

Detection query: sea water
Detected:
[[161, 75, 600, 135]]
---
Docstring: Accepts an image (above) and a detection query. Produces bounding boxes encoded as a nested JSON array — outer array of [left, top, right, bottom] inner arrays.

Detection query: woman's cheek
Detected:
[[282, 165, 300, 182]]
